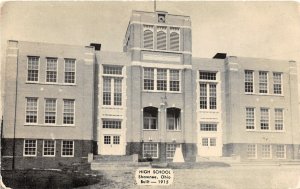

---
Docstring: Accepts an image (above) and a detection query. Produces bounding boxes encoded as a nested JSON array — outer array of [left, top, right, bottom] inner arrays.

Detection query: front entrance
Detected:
[[101, 135, 124, 155], [198, 136, 221, 157]]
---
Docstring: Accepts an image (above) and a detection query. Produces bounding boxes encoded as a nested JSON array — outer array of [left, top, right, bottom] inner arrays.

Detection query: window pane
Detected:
[[143, 143, 158, 158], [275, 109, 283, 130], [27, 57, 39, 82], [114, 79, 122, 106], [144, 68, 154, 90], [200, 83, 207, 109], [199, 72, 216, 80], [103, 78, 111, 105], [170, 70, 180, 91], [63, 100, 75, 124], [64, 59, 76, 83], [245, 70, 253, 93], [260, 108, 269, 130], [166, 144, 177, 158], [273, 73, 282, 94], [200, 123, 217, 131], [26, 98, 38, 123], [247, 144, 256, 158], [259, 71, 268, 93], [62, 141, 74, 156], [43, 140, 55, 156], [24, 140, 37, 156], [202, 138, 208, 146], [209, 84, 217, 109], [103, 66, 122, 75], [45, 99, 56, 124], [102, 120, 121, 129], [46, 58, 57, 83], [246, 108, 255, 130], [276, 145, 285, 159], [262, 144, 271, 158], [157, 69, 167, 91], [113, 136, 120, 144]]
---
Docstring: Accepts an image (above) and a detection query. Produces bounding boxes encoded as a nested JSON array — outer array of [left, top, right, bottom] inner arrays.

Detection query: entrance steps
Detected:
[[91, 154, 139, 170]]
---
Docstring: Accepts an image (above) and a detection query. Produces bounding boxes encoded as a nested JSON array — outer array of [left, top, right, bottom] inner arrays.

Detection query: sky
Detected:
[[1, 1, 300, 116]]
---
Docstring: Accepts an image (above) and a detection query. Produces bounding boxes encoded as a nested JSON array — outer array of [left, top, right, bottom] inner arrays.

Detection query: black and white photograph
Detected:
[[1, 1, 300, 188]]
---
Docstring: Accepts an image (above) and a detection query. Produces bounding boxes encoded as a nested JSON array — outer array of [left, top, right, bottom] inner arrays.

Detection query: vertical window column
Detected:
[[246, 107, 255, 130], [156, 26, 167, 50], [244, 70, 254, 93], [64, 59, 76, 84], [169, 27, 180, 51], [143, 25, 154, 49], [275, 109, 284, 130]]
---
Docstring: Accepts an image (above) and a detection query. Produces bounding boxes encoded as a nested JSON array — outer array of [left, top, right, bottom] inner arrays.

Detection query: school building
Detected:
[[1, 10, 299, 169]]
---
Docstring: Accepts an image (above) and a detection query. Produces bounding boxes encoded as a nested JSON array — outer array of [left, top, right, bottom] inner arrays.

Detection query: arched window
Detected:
[[143, 107, 158, 130], [167, 108, 181, 131], [170, 32, 179, 51], [143, 26, 154, 49], [157, 27, 167, 50]]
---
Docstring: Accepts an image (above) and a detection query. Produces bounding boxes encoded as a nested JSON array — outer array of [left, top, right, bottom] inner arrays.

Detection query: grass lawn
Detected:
[[2, 169, 107, 189]]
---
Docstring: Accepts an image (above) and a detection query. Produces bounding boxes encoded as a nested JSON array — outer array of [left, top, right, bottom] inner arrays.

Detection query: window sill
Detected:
[[244, 93, 284, 97], [142, 90, 182, 94], [246, 130, 286, 133], [167, 130, 182, 132], [23, 155, 37, 157], [61, 155, 74, 158], [101, 105, 124, 109], [143, 129, 158, 131], [43, 155, 56, 157], [24, 124, 75, 127], [25, 82, 77, 86]]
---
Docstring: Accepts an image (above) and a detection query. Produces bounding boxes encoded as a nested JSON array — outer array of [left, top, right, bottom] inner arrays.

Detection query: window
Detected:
[[199, 72, 216, 80], [143, 68, 181, 92], [103, 78, 111, 105], [169, 70, 180, 91], [63, 99, 75, 125], [103, 66, 122, 75], [143, 107, 158, 130], [202, 138, 208, 146], [170, 27, 180, 51], [200, 83, 217, 110], [43, 140, 55, 157], [200, 123, 217, 131], [209, 84, 217, 109], [102, 120, 121, 129], [114, 79, 122, 106], [156, 27, 167, 50], [275, 109, 284, 130], [64, 59, 76, 84], [210, 138, 216, 146], [199, 71, 217, 110], [45, 99, 56, 124], [260, 108, 269, 130], [166, 144, 177, 159], [262, 144, 271, 159], [113, 136, 120, 144], [27, 56, 39, 82], [273, 73, 282, 94], [46, 58, 57, 83], [143, 143, 158, 158], [259, 71, 268, 93], [104, 136, 111, 144], [246, 108, 255, 130], [157, 69, 167, 91], [247, 144, 257, 159], [102, 66, 123, 106], [62, 140, 74, 157], [26, 97, 38, 123], [245, 70, 254, 93], [276, 145, 286, 159], [143, 25, 154, 49], [144, 68, 154, 90], [167, 108, 181, 131], [24, 140, 37, 156]]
